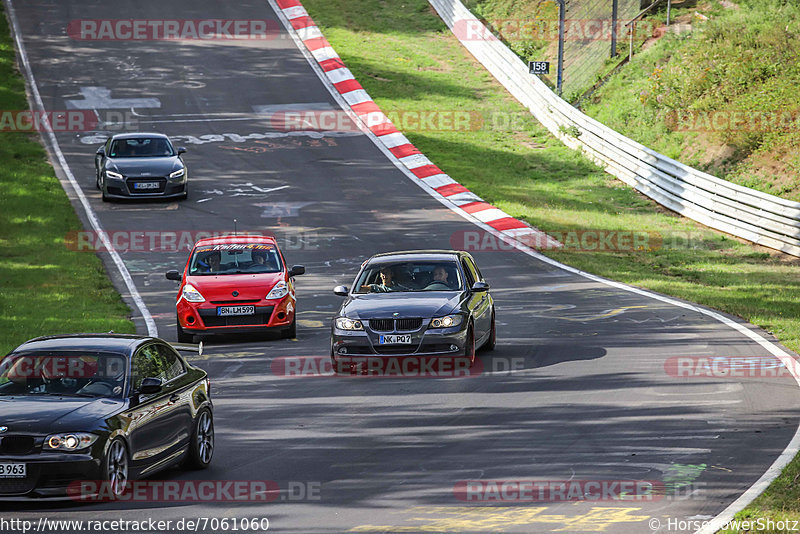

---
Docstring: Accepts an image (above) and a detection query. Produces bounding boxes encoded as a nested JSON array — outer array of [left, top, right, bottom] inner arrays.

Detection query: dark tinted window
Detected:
[[132, 345, 169, 391], [189, 243, 283, 275], [110, 137, 175, 158], [0, 351, 127, 398], [461, 259, 476, 286], [156, 344, 185, 381], [354, 261, 463, 293]]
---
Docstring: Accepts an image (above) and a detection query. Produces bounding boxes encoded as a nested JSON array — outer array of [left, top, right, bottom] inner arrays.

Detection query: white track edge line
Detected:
[[268, 2, 800, 531], [4, 0, 158, 337]]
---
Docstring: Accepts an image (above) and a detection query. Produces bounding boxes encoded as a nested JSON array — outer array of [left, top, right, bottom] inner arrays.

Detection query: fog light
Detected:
[[187, 316, 195, 324], [450, 345, 458, 352], [277, 312, 286, 320], [338, 347, 348, 355]]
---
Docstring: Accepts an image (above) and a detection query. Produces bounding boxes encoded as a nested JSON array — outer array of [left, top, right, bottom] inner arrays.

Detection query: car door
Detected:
[[462, 257, 491, 339], [154, 343, 194, 453], [124, 343, 183, 476]]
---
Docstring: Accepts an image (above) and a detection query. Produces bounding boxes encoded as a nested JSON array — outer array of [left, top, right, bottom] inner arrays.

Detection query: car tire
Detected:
[[482, 308, 496, 352], [102, 438, 130, 499], [283, 317, 297, 339], [95, 168, 101, 190], [465, 323, 476, 367], [177, 320, 193, 344], [182, 408, 214, 470]]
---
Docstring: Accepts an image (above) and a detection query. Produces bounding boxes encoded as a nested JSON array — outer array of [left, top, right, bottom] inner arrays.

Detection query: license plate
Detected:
[[379, 334, 412, 344], [133, 182, 160, 190], [217, 305, 255, 316], [0, 463, 26, 479]]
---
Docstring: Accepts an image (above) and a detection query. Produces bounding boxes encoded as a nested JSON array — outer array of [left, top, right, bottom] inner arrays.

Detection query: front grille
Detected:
[[202, 313, 271, 327], [396, 318, 422, 331], [126, 177, 166, 194], [369, 319, 394, 332], [369, 318, 423, 332], [199, 306, 274, 327], [0, 436, 35, 455], [210, 300, 260, 305]]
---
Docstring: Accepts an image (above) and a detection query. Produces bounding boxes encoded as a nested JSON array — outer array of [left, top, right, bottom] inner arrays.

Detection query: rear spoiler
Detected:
[[171, 341, 203, 357]]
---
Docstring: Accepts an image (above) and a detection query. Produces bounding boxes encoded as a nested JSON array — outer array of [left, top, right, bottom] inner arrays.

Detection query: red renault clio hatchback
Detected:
[[166, 235, 305, 342]]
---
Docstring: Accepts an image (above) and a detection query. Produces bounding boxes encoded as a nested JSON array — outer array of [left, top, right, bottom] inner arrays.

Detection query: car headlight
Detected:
[[44, 432, 98, 452], [430, 315, 463, 328], [266, 281, 288, 300], [182, 284, 205, 303], [169, 168, 185, 179], [105, 170, 123, 180], [335, 317, 363, 330]]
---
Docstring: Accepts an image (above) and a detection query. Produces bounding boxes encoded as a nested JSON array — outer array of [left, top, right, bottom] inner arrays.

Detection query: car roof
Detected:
[[193, 234, 279, 247], [9, 333, 158, 356], [109, 132, 170, 141], [368, 250, 465, 263]]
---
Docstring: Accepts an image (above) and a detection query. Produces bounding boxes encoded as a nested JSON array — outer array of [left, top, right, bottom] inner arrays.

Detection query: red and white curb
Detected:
[[273, 0, 561, 250]]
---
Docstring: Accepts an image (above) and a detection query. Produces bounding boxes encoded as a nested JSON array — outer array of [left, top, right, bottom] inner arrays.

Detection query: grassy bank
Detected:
[[0, 6, 134, 355], [300, 0, 800, 529], [580, 0, 800, 201]]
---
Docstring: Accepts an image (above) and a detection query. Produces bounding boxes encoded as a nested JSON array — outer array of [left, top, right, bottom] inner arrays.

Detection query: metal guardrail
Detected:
[[429, 0, 800, 257]]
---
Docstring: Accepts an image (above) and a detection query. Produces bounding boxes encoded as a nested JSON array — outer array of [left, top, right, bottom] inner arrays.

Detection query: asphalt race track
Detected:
[[5, 0, 800, 532]]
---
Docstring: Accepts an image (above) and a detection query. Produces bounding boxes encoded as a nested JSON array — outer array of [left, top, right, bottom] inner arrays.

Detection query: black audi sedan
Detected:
[[0, 334, 213, 499], [95, 133, 188, 201], [331, 250, 495, 368]]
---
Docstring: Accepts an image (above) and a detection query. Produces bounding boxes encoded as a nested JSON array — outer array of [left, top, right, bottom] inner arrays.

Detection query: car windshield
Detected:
[[109, 137, 175, 158], [189, 243, 283, 275], [0, 351, 127, 398], [354, 261, 463, 293]]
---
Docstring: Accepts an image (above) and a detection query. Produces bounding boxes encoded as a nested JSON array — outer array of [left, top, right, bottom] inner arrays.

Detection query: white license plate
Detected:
[[0, 463, 26, 478], [217, 305, 255, 316], [379, 334, 412, 345], [133, 182, 160, 190]]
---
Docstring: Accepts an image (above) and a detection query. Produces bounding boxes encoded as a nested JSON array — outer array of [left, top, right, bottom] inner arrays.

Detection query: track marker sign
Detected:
[[529, 61, 550, 75]]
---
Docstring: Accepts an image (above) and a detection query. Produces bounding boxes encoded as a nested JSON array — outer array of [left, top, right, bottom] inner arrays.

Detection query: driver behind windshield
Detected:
[[361, 266, 410, 293]]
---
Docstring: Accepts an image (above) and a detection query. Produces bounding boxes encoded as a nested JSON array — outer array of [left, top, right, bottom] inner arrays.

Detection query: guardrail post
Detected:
[[555, 0, 565, 96], [611, 0, 618, 58]]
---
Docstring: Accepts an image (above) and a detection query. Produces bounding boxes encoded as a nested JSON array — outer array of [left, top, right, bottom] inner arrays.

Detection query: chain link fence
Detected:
[[466, 0, 662, 101]]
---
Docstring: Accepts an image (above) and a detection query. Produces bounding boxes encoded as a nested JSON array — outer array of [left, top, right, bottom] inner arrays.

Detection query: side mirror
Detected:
[[471, 281, 490, 292], [289, 265, 305, 277], [333, 285, 349, 297], [177, 147, 187, 155], [96, 146, 105, 155], [166, 270, 182, 281], [139, 377, 163, 395]]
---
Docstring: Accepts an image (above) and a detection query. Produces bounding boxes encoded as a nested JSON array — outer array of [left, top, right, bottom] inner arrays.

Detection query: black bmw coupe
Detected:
[[95, 133, 188, 201], [0, 334, 212, 499], [331, 250, 496, 368]]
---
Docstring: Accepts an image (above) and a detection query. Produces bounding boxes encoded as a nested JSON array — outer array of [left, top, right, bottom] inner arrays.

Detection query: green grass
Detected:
[[0, 6, 134, 355], [300, 0, 800, 528], [580, 0, 800, 201]]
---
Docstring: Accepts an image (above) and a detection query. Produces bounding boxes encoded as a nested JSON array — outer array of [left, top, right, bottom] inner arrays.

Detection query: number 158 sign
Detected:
[[529, 61, 550, 75]]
